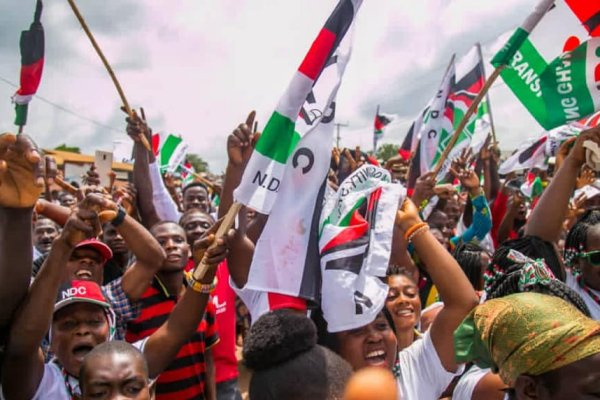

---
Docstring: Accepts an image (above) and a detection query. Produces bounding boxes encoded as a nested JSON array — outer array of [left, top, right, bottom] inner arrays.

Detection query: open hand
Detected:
[[0, 133, 56, 208]]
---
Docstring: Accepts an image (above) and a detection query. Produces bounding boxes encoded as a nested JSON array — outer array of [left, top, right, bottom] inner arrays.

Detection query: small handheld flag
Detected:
[[13, 0, 44, 131], [373, 105, 392, 152]]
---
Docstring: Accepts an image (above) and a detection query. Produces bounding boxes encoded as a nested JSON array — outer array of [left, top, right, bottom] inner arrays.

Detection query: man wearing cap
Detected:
[[1, 193, 234, 399], [60, 202, 166, 340]]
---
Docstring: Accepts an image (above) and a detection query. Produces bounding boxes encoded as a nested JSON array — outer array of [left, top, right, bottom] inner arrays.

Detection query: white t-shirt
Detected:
[[566, 271, 600, 320], [453, 364, 509, 400], [396, 330, 463, 400], [28, 338, 147, 400]]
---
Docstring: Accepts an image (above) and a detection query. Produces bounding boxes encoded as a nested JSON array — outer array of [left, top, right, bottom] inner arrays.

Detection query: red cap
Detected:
[[75, 238, 113, 262], [54, 280, 111, 313]]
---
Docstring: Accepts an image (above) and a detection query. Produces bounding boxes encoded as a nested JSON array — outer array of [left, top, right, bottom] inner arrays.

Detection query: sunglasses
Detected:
[[578, 250, 600, 266]]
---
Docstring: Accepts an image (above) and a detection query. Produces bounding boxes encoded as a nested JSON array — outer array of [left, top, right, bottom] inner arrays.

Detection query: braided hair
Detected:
[[564, 209, 600, 269], [485, 262, 591, 316], [484, 236, 563, 292], [452, 242, 485, 291]]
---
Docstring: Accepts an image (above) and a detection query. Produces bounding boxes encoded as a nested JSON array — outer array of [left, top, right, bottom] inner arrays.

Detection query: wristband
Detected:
[[186, 273, 217, 294], [111, 206, 127, 227], [403, 222, 428, 241], [407, 225, 429, 243]]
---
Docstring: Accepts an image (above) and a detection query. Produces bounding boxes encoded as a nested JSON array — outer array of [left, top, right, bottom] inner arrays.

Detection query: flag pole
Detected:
[[432, 66, 504, 176], [432, 0, 555, 176], [66, 0, 151, 151], [476, 42, 498, 145], [192, 202, 241, 280]]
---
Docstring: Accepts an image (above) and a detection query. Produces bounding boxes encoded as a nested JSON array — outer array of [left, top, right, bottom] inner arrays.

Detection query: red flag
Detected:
[[564, 0, 600, 37]]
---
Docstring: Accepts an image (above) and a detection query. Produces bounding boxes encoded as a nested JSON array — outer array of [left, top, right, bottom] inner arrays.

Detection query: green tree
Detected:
[[376, 143, 399, 163], [186, 153, 209, 173], [54, 144, 81, 153]]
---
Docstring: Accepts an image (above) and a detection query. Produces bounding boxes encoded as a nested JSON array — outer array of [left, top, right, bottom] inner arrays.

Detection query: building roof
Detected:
[[44, 149, 133, 172]]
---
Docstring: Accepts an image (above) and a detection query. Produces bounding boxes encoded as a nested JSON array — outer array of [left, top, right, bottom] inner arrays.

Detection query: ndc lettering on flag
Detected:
[[239, 0, 362, 309], [234, 0, 362, 215]]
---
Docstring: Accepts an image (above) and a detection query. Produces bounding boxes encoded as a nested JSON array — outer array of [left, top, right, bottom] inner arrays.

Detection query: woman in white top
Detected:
[[316, 198, 479, 400]]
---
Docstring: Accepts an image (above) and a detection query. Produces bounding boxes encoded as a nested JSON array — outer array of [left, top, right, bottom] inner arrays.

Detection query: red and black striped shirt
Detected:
[[125, 275, 219, 400]]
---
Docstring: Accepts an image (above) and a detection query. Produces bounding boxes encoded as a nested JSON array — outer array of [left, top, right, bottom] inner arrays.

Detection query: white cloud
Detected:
[[0, 0, 584, 172]]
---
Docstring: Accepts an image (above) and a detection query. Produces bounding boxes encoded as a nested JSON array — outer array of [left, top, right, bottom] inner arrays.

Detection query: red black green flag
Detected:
[[13, 0, 44, 128], [564, 0, 600, 37]]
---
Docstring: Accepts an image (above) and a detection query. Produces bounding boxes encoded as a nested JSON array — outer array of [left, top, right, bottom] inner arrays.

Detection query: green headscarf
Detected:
[[454, 292, 600, 386]]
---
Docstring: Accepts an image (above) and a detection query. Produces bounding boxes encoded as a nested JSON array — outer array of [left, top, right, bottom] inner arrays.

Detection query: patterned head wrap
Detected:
[[454, 292, 600, 386]]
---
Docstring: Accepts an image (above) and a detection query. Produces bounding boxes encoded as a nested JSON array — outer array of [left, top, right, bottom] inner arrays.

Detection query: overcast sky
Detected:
[[0, 0, 585, 172]]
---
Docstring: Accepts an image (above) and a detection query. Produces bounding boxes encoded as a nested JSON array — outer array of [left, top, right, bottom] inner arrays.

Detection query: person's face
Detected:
[[33, 219, 59, 254], [443, 199, 461, 228], [66, 248, 104, 284], [514, 353, 600, 400], [430, 228, 449, 249], [427, 211, 453, 239], [581, 225, 600, 291], [153, 223, 189, 272], [51, 303, 110, 377], [516, 201, 528, 221], [60, 193, 77, 208], [336, 312, 397, 371], [385, 275, 421, 333], [180, 212, 214, 247], [81, 353, 151, 400], [103, 225, 128, 255], [182, 186, 210, 213]]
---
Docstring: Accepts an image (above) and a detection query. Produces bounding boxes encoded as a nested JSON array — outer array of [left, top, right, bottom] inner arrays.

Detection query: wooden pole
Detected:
[[192, 202, 241, 280], [432, 65, 505, 176], [66, 0, 151, 151], [476, 42, 498, 146]]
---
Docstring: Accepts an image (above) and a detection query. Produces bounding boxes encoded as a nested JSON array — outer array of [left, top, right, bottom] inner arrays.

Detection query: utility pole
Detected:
[[335, 122, 349, 148]]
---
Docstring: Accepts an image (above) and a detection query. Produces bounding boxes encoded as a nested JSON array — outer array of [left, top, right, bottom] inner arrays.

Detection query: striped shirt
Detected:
[[125, 275, 219, 400]]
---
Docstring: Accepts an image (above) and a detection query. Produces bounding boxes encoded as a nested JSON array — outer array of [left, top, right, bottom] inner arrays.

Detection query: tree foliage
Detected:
[[186, 153, 209, 173], [54, 144, 81, 153], [376, 143, 399, 163]]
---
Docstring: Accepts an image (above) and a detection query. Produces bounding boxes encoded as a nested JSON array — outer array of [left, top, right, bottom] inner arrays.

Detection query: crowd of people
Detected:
[[0, 108, 599, 400]]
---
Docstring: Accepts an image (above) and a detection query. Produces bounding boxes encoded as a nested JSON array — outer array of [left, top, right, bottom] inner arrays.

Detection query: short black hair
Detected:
[[182, 181, 209, 196], [79, 340, 148, 388], [178, 208, 215, 226], [386, 265, 417, 285], [244, 309, 352, 400]]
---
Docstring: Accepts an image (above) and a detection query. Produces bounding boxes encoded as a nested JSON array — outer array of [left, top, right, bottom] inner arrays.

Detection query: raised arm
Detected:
[[125, 111, 162, 228], [2, 194, 113, 400], [0, 134, 55, 327], [525, 127, 600, 242], [219, 111, 256, 218], [396, 199, 478, 372], [143, 227, 233, 378], [115, 213, 166, 300]]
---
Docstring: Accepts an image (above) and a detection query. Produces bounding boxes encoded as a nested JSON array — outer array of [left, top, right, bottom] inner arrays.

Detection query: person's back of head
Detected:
[[243, 309, 352, 400]]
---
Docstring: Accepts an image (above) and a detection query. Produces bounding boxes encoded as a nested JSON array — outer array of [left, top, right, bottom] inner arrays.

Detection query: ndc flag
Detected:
[[13, 0, 44, 127], [319, 165, 404, 332], [242, 0, 361, 305], [235, 0, 363, 215]]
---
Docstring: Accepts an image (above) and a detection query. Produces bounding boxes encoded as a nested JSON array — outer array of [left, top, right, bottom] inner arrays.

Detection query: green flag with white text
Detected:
[[493, 0, 600, 130]]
